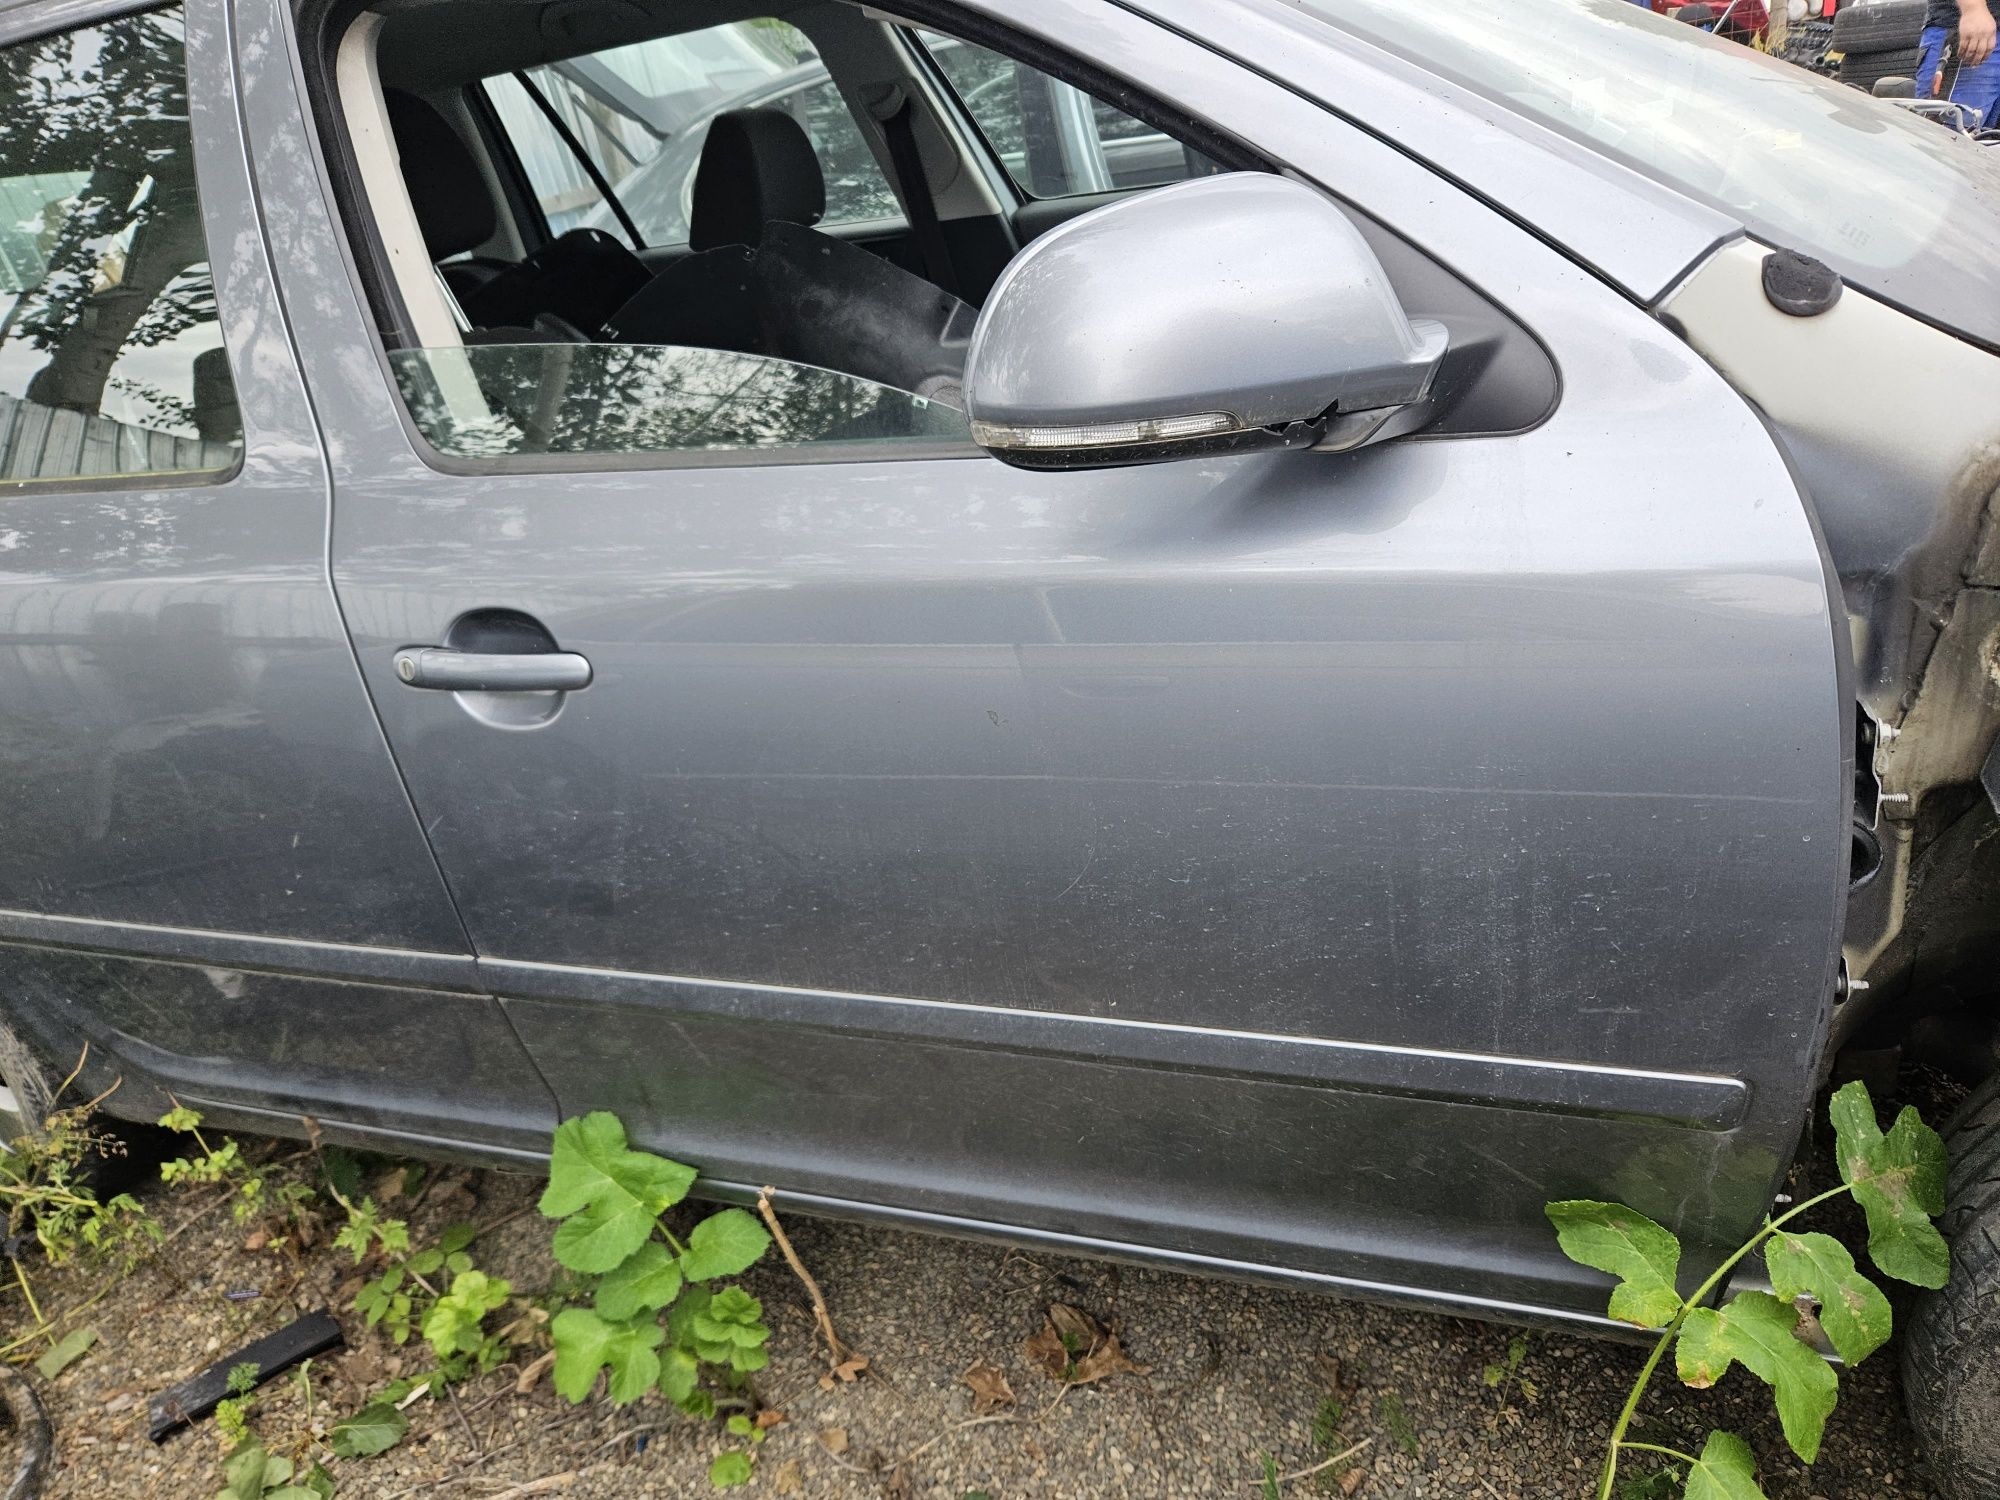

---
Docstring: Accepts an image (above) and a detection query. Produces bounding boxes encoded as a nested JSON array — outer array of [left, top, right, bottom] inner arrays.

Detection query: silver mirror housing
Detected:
[[963, 174, 1448, 470]]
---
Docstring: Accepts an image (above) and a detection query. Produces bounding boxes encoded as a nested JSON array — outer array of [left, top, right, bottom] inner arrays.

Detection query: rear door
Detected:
[[271, 0, 1849, 1323], [0, 0, 553, 1153]]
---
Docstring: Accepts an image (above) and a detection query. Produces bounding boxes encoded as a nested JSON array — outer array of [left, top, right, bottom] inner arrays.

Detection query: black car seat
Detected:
[[601, 107, 819, 356], [384, 90, 514, 308], [606, 107, 974, 399], [384, 90, 648, 337]]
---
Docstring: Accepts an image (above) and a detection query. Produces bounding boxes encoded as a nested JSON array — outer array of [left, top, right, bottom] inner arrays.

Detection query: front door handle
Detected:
[[392, 647, 592, 693]]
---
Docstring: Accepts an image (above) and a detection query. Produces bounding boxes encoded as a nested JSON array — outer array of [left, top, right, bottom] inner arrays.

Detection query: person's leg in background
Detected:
[[1951, 50, 2000, 124], [1936, 0, 2000, 123], [1916, 24, 1953, 94]]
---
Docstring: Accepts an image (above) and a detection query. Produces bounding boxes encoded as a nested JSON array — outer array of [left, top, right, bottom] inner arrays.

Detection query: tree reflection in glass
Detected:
[[0, 5, 238, 477], [391, 342, 970, 462]]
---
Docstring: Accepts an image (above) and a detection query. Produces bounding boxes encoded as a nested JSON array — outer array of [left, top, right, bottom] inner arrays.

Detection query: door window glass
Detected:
[[484, 20, 899, 248], [913, 31, 1218, 199], [0, 5, 239, 485], [391, 343, 966, 461]]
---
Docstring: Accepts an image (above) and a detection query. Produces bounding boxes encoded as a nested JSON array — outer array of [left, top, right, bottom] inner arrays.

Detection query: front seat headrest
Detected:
[[384, 89, 498, 260], [688, 108, 826, 252]]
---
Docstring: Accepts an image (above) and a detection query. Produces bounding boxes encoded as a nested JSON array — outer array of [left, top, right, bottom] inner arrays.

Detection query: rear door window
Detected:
[[0, 5, 240, 485], [912, 31, 1219, 199], [482, 19, 898, 249]]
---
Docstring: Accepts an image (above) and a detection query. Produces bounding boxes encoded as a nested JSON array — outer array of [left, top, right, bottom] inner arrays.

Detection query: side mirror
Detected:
[[963, 174, 1448, 471]]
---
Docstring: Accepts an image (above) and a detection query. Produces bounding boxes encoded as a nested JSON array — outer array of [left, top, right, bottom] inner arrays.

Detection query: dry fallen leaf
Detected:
[[819, 1353, 870, 1389], [817, 1427, 849, 1456], [515, 1349, 556, 1395], [769, 1459, 803, 1495], [1073, 1331, 1143, 1384], [1023, 1322, 1067, 1380], [754, 1408, 787, 1430], [1023, 1303, 1149, 1385], [242, 1228, 270, 1252], [339, 1344, 387, 1395], [1339, 1465, 1365, 1494], [960, 1362, 1016, 1414], [882, 1466, 913, 1500], [496, 1306, 550, 1345]]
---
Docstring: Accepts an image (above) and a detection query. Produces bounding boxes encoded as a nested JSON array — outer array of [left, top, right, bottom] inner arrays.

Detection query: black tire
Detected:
[[1781, 19, 1836, 66], [1830, 0, 1926, 54], [0, 1017, 169, 1195], [0, 1017, 63, 1152], [1902, 1071, 2000, 1499], [0, 1364, 52, 1500], [1839, 44, 1924, 88]]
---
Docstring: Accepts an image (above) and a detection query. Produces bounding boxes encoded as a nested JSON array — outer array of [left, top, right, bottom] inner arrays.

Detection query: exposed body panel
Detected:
[[241, 0, 1854, 1321], [1664, 241, 2000, 1036], [1663, 243, 2000, 746]]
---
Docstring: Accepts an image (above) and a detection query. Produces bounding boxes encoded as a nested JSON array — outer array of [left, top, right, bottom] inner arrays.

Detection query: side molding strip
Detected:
[[0, 908, 480, 991], [481, 957, 1749, 1130]]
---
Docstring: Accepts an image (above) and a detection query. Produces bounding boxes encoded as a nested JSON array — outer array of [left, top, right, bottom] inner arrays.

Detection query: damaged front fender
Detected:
[[1663, 240, 2000, 1046]]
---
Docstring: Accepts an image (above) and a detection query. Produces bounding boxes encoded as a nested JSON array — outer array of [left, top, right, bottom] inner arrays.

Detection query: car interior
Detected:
[[294, 0, 1562, 465], [317, 0, 1242, 423]]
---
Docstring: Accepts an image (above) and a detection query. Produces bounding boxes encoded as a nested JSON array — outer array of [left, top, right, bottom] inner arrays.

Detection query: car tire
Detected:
[[1839, 44, 1924, 88], [1902, 1071, 2000, 1500], [1830, 0, 1926, 53], [0, 1016, 64, 1151]]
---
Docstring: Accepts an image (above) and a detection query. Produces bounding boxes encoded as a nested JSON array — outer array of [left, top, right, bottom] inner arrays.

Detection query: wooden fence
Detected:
[[0, 390, 236, 483]]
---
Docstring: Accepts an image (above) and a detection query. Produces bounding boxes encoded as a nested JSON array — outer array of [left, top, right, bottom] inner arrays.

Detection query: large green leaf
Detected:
[[216, 1443, 270, 1500], [710, 1452, 755, 1488], [550, 1306, 664, 1405], [420, 1269, 512, 1357], [666, 1283, 712, 1351], [657, 1345, 700, 1404], [539, 1113, 697, 1273], [33, 1326, 97, 1381], [679, 1208, 772, 1283], [1676, 1292, 1837, 1462], [1828, 1080, 1949, 1289], [1764, 1229, 1891, 1365], [1544, 1201, 1683, 1328], [692, 1285, 772, 1373], [596, 1240, 684, 1321], [1682, 1430, 1768, 1500], [327, 1403, 409, 1459]]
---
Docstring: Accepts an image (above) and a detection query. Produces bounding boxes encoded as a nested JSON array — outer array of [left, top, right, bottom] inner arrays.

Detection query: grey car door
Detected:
[[0, 0, 554, 1155], [270, 0, 1849, 1324]]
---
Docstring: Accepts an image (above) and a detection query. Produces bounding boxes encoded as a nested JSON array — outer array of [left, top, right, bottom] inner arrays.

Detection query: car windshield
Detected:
[[1286, 0, 2000, 351]]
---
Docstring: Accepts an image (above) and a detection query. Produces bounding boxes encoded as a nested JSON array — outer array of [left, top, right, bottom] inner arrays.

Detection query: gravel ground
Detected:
[[0, 1132, 1945, 1500]]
